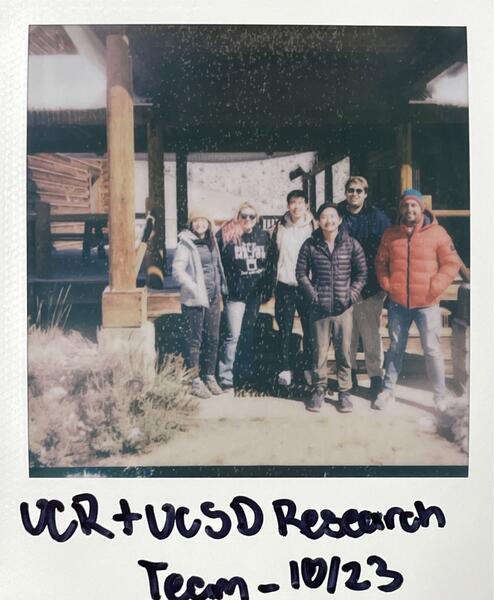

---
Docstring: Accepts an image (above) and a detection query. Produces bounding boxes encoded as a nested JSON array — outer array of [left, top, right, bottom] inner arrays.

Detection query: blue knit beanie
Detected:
[[400, 188, 424, 211]]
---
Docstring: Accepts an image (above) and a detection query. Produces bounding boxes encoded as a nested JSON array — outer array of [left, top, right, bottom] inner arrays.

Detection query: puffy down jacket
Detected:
[[375, 211, 461, 308], [296, 228, 367, 316]]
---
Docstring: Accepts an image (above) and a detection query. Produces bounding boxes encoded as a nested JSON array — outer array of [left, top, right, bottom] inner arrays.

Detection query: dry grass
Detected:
[[28, 325, 197, 467]]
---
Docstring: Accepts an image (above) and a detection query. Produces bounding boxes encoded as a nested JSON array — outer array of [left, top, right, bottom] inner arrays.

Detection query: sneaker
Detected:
[[306, 386, 325, 413], [351, 369, 359, 391], [433, 396, 455, 430], [373, 388, 395, 411], [190, 378, 212, 399], [338, 391, 353, 413], [304, 370, 313, 386], [204, 376, 223, 395], [219, 380, 234, 391], [369, 376, 383, 401], [278, 370, 293, 386], [433, 395, 452, 413]]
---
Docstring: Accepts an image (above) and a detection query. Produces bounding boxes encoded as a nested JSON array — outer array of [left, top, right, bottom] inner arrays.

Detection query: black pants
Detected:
[[274, 282, 312, 371], [182, 296, 221, 378]]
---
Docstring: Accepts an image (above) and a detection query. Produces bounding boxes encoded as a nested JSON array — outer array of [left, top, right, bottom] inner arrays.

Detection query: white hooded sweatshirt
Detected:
[[276, 211, 315, 286]]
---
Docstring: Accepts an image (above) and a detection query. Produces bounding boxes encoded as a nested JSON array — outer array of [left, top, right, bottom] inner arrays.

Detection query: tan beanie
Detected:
[[188, 209, 213, 226]]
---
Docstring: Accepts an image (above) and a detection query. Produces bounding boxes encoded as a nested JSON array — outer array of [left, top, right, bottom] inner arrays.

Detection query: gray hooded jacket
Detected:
[[172, 229, 227, 308]]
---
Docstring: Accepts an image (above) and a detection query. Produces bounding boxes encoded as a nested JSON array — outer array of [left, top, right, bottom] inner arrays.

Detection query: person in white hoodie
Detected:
[[172, 210, 227, 398], [266, 190, 317, 386]]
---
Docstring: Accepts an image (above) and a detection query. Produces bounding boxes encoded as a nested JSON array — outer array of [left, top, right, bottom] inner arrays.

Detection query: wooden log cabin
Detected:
[[27, 25, 470, 365]]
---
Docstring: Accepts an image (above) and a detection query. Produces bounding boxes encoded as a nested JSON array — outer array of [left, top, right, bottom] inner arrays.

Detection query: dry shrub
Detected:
[[437, 394, 469, 454], [28, 326, 197, 467]]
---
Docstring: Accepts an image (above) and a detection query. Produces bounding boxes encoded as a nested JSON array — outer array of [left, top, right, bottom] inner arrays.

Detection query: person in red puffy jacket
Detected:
[[374, 189, 461, 411]]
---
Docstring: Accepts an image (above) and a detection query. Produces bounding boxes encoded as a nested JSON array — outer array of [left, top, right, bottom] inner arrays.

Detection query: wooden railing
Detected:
[[28, 203, 146, 278]]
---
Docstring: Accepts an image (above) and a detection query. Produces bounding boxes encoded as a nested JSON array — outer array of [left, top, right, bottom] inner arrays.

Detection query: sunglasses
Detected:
[[239, 213, 256, 220], [347, 187, 365, 194]]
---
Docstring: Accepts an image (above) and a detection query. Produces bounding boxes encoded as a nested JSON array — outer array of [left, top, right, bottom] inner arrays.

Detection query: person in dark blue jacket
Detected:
[[296, 203, 367, 413], [340, 176, 391, 399]]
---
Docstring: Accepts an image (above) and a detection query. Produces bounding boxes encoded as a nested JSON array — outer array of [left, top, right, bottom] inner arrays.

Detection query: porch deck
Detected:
[[28, 246, 463, 365]]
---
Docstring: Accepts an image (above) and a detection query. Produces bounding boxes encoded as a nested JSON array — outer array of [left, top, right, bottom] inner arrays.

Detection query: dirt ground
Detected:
[[90, 375, 467, 468]]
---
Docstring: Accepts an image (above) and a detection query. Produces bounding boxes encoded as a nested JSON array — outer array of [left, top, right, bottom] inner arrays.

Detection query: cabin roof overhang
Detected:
[[27, 24, 468, 153]]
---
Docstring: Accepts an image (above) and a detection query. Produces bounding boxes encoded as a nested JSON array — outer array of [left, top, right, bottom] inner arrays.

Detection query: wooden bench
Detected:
[[28, 204, 146, 278]]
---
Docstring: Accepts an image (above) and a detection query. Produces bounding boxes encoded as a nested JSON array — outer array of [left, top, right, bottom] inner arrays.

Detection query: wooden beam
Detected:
[[176, 151, 188, 232], [433, 209, 470, 218], [106, 34, 136, 292], [147, 290, 181, 320], [146, 115, 166, 288]]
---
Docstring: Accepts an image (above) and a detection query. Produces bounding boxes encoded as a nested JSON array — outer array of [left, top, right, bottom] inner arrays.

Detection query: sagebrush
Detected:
[[28, 325, 197, 467]]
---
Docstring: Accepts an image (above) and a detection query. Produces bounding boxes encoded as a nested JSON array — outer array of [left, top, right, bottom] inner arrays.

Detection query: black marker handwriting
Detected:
[[20, 495, 445, 542]]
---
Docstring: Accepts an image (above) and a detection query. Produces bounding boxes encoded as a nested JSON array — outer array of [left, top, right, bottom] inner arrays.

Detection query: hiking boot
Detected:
[[338, 391, 353, 413], [373, 388, 395, 411], [204, 376, 223, 395], [190, 378, 212, 399], [351, 369, 359, 391], [306, 386, 325, 413], [369, 376, 383, 401], [304, 370, 313, 386], [278, 370, 293, 386]]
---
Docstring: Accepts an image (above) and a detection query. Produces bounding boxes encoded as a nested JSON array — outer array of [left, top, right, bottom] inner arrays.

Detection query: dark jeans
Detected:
[[182, 296, 221, 378], [274, 282, 312, 370]]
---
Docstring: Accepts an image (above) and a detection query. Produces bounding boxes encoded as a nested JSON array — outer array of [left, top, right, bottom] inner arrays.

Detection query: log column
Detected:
[[102, 33, 147, 328], [176, 151, 188, 232], [106, 34, 136, 291], [146, 114, 165, 287], [397, 123, 413, 194]]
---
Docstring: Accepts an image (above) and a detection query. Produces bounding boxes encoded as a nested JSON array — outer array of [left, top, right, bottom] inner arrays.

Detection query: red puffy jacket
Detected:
[[375, 211, 461, 308]]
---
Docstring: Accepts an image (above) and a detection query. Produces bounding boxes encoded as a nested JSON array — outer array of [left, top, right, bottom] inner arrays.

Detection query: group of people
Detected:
[[172, 176, 461, 415]]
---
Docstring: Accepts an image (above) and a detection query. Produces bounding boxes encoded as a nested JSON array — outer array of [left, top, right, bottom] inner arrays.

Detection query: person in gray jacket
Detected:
[[172, 210, 227, 398]]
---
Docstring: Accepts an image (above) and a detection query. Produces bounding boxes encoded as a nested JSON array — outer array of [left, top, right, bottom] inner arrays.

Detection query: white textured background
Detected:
[[0, 1, 493, 599]]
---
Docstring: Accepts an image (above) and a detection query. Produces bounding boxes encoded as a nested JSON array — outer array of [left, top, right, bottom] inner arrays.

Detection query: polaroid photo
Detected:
[[1, 1, 492, 599]]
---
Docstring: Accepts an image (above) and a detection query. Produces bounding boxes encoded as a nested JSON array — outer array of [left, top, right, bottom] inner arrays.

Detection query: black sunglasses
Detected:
[[239, 213, 256, 220], [347, 187, 365, 194]]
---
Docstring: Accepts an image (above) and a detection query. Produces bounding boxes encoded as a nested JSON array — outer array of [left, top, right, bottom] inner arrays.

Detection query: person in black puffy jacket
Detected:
[[296, 202, 367, 413]]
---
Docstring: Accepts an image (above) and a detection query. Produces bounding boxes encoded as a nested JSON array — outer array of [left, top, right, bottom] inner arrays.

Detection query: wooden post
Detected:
[[106, 34, 136, 292], [176, 151, 188, 233], [103, 33, 148, 328], [397, 123, 413, 194], [324, 165, 333, 203], [309, 174, 317, 215], [146, 115, 165, 288], [35, 201, 51, 278], [302, 177, 309, 204]]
